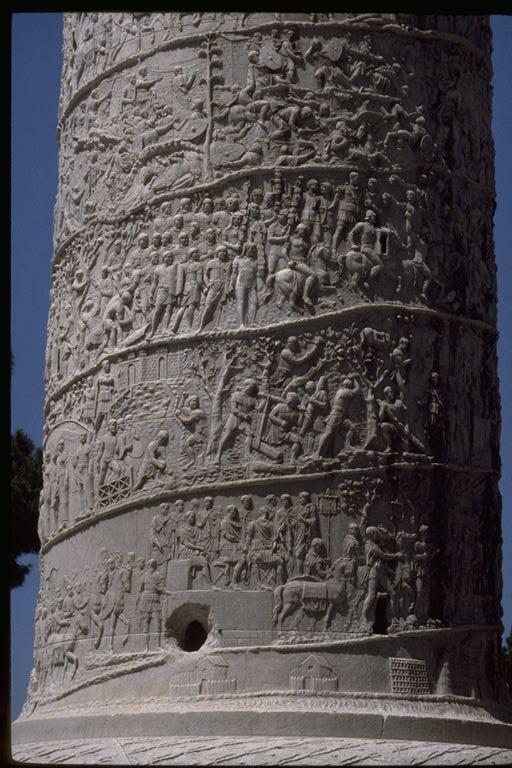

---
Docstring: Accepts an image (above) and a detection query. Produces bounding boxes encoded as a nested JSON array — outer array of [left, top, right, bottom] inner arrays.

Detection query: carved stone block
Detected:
[[389, 658, 430, 696]]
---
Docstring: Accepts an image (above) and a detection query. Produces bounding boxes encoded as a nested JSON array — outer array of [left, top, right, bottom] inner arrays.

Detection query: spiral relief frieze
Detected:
[[15, 14, 511, 758]]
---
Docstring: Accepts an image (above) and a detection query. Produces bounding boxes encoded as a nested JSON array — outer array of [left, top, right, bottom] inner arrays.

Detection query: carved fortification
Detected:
[[13, 13, 512, 763]]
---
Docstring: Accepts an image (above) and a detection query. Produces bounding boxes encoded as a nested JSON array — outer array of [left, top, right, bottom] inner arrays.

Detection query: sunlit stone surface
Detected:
[[13, 13, 512, 763]]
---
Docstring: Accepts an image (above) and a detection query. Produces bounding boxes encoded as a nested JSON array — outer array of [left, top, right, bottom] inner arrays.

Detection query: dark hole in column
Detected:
[[373, 595, 389, 635], [181, 620, 208, 652], [165, 604, 211, 651]]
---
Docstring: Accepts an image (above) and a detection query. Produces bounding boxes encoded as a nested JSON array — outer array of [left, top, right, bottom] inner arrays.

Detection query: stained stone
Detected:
[[12, 12, 512, 763]]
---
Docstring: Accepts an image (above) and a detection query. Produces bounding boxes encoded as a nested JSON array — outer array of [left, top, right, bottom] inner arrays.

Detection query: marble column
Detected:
[[13, 13, 512, 764]]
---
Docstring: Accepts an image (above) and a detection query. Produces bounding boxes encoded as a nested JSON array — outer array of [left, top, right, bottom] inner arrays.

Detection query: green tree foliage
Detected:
[[10, 430, 42, 588], [504, 627, 512, 696]]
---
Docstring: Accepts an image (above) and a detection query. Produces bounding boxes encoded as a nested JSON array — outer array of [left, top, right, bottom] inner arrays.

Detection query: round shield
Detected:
[[260, 41, 283, 71], [353, 108, 383, 127], [129, 434, 145, 461], [325, 38, 344, 62], [183, 116, 208, 141], [215, 89, 236, 108], [210, 141, 245, 165], [419, 133, 434, 155]]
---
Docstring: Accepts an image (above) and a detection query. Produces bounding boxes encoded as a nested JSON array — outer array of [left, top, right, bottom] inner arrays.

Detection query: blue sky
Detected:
[[10, 14, 512, 720]]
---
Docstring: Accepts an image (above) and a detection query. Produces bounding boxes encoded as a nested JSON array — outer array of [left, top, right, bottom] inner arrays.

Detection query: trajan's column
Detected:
[[13, 13, 512, 764]]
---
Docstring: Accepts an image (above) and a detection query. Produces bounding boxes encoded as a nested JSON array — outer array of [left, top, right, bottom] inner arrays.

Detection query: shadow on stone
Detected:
[[373, 595, 389, 635], [166, 604, 210, 651]]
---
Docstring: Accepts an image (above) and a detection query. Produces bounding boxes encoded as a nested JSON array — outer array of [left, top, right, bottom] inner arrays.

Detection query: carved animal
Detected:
[[272, 560, 347, 632], [360, 327, 391, 348], [341, 248, 374, 291], [272, 247, 334, 310], [272, 267, 309, 308]]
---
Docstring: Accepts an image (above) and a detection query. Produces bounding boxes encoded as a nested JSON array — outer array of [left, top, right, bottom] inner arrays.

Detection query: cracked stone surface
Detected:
[[12, 737, 512, 765]]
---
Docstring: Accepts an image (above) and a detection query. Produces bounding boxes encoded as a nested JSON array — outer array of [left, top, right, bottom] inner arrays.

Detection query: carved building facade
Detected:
[[13, 13, 512, 761]]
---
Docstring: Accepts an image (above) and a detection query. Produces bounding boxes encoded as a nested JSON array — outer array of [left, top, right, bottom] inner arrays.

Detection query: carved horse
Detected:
[[272, 558, 347, 632], [340, 229, 404, 296], [340, 245, 401, 295], [272, 267, 307, 308], [272, 246, 336, 310]]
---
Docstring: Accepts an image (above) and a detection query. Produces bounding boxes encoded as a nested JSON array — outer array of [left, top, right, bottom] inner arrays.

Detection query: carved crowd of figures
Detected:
[[46, 165, 494, 395], [40, 321, 450, 543], [40, 306, 499, 545], [32, 15, 500, 706], [56, 20, 491, 194], [32, 548, 169, 696], [147, 490, 439, 637], [32, 479, 440, 699], [60, 14, 492, 112], [50, 20, 494, 346], [32, 465, 500, 700]]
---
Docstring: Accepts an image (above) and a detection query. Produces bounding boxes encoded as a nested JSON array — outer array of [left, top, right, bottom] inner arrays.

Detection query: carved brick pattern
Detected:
[[390, 658, 431, 695]]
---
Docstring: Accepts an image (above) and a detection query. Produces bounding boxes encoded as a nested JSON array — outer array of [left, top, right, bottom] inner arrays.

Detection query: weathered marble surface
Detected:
[[12, 737, 512, 765], [14, 12, 511, 761]]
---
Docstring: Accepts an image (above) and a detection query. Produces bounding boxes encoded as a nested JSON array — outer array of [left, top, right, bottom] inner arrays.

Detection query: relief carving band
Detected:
[[14, 13, 512, 763]]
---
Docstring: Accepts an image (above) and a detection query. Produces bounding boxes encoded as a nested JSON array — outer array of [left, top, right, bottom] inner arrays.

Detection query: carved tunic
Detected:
[[23, 16, 508, 750], [137, 569, 166, 614], [218, 516, 243, 559]]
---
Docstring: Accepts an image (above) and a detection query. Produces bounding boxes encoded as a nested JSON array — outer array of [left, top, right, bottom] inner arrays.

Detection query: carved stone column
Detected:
[[13, 13, 512, 763]]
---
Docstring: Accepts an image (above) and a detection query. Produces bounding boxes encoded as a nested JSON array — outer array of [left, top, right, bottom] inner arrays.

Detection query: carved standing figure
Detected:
[[229, 242, 259, 328], [72, 432, 94, 514], [317, 377, 361, 457], [175, 394, 207, 469], [215, 379, 260, 463], [360, 526, 402, 633], [136, 558, 171, 650], [94, 359, 115, 431]]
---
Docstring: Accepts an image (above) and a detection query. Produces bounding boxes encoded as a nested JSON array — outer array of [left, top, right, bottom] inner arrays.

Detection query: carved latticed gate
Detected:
[[13, 13, 512, 759]]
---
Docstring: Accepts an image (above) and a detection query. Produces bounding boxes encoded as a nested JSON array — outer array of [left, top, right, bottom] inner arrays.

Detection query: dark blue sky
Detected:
[[10, 14, 512, 720]]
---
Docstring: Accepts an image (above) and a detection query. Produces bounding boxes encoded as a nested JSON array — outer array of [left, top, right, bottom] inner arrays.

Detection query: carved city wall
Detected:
[[23, 13, 509, 726]]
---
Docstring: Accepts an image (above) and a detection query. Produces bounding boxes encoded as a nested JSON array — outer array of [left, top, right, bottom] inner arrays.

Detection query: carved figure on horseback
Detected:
[[269, 234, 336, 311], [272, 539, 348, 631], [340, 209, 391, 293]]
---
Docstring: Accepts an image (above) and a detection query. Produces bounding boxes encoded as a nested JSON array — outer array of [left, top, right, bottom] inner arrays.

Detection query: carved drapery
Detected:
[[22, 14, 509, 734]]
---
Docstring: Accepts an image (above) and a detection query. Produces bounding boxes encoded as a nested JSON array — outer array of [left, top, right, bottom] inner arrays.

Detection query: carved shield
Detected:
[[325, 39, 344, 62], [210, 141, 245, 165], [419, 133, 434, 155], [260, 41, 283, 71], [129, 434, 145, 461], [182, 117, 208, 141]]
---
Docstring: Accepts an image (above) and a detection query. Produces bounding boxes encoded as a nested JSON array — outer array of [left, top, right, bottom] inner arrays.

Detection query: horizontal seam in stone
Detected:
[[43, 302, 497, 414], [51, 164, 493, 268], [34, 623, 502, 655], [59, 19, 488, 122], [40, 462, 498, 553], [26, 687, 504, 717]]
